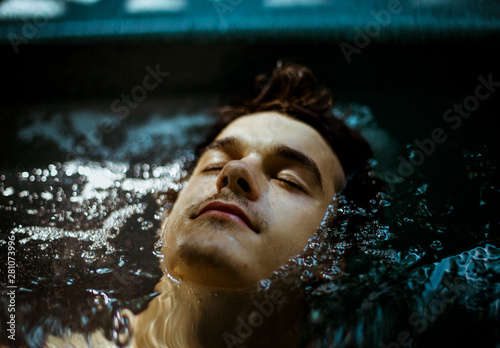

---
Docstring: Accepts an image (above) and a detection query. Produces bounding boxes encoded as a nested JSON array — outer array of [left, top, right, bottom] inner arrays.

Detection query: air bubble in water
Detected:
[[430, 240, 443, 251], [141, 221, 153, 230], [3, 187, 14, 196]]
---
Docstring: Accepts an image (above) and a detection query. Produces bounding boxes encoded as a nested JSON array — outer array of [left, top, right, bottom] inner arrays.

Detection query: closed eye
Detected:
[[273, 177, 305, 193], [201, 164, 224, 174]]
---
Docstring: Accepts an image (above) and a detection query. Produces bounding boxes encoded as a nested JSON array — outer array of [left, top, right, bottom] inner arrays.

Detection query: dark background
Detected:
[[1, 43, 499, 144], [1, 0, 500, 150]]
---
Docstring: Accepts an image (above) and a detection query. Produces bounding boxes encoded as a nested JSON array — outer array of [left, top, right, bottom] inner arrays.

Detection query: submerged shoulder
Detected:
[[44, 330, 124, 348]]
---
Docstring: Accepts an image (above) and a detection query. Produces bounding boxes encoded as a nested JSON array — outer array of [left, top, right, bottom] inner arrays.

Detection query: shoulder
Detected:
[[44, 330, 125, 348]]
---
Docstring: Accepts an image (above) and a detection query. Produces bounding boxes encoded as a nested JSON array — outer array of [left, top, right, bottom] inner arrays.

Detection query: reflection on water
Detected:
[[0, 100, 498, 347], [0, 0, 65, 19], [263, 0, 330, 8], [124, 0, 187, 13]]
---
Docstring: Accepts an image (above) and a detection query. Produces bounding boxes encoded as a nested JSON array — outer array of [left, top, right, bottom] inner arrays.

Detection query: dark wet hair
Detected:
[[195, 60, 373, 181]]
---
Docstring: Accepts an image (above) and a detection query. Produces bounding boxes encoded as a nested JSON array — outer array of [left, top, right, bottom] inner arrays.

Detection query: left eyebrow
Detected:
[[270, 144, 323, 190]]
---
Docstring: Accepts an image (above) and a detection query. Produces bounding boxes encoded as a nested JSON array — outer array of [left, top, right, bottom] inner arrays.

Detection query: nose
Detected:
[[216, 160, 260, 201]]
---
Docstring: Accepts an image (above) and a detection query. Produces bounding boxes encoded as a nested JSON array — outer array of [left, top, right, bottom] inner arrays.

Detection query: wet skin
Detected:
[[162, 111, 345, 288]]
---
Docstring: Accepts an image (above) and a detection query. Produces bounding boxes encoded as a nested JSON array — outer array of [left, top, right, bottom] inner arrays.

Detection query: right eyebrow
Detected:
[[203, 137, 241, 153]]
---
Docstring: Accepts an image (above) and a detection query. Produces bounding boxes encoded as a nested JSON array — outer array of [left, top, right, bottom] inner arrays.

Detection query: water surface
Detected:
[[0, 98, 498, 347]]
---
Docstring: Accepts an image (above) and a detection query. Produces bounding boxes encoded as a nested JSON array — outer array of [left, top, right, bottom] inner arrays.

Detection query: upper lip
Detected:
[[195, 201, 258, 233]]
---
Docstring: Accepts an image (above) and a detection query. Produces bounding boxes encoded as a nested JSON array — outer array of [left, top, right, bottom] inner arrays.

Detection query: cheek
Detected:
[[268, 199, 327, 253], [162, 189, 194, 241], [171, 179, 215, 214], [184, 177, 218, 201], [281, 198, 326, 226], [163, 179, 218, 235]]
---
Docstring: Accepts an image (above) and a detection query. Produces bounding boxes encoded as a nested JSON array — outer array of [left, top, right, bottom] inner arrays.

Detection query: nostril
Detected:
[[237, 178, 251, 192], [221, 176, 229, 188]]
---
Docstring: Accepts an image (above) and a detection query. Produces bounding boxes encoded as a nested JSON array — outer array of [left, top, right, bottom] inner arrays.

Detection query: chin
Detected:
[[165, 237, 261, 289], [162, 216, 264, 288]]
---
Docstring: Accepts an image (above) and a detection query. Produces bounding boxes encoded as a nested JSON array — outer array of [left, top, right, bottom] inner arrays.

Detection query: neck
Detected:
[[129, 274, 304, 348]]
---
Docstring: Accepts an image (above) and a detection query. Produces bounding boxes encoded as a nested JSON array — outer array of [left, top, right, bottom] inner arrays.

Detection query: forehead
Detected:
[[214, 112, 344, 192], [216, 112, 324, 151]]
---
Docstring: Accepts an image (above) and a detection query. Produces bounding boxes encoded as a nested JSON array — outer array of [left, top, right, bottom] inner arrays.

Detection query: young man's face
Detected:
[[162, 112, 345, 288]]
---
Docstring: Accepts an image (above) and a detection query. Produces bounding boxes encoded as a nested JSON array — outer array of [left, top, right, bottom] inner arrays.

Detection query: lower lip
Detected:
[[198, 210, 252, 231]]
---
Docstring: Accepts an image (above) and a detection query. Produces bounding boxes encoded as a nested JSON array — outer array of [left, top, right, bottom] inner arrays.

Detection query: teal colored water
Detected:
[[0, 99, 498, 347]]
